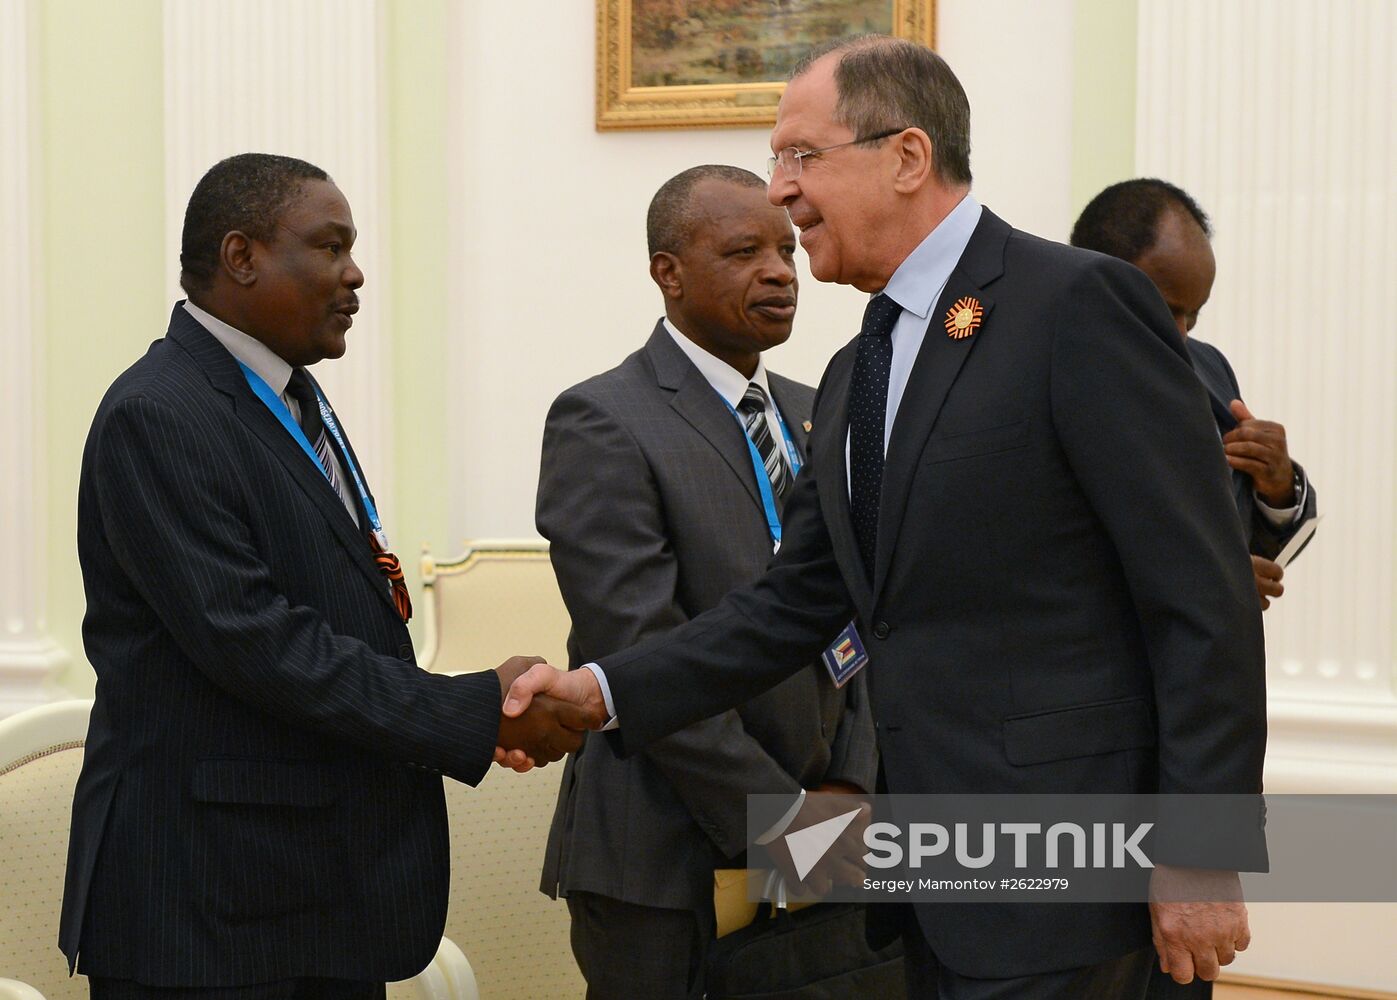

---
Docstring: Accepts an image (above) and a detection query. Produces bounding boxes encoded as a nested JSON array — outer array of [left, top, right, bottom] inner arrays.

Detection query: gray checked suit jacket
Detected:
[[537, 321, 878, 911]]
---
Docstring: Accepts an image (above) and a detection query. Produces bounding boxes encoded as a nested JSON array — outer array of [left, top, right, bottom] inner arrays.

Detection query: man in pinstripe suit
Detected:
[[62, 153, 586, 998]]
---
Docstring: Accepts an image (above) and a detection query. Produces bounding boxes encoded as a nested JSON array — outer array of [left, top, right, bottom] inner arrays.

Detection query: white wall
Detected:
[[445, 0, 1076, 540]]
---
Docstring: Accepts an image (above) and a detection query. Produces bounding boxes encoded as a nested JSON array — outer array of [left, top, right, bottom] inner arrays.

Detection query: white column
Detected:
[[162, 0, 393, 514], [1137, 0, 1397, 773], [0, 0, 68, 715], [1137, 1, 1397, 989]]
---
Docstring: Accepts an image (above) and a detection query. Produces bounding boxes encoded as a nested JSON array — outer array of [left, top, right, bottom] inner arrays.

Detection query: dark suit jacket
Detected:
[[1187, 338, 1317, 560], [537, 323, 877, 911], [589, 211, 1268, 978], [62, 304, 503, 986]]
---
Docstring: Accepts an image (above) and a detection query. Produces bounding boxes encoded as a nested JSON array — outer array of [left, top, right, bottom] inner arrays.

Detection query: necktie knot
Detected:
[[861, 293, 901, 340], [737, 382, 769, 416], [284, 368, 325, 445]]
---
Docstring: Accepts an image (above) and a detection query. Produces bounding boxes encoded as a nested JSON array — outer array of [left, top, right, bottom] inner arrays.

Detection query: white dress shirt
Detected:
[[663, 318, 797, 470], [183, 300, 360, 527]]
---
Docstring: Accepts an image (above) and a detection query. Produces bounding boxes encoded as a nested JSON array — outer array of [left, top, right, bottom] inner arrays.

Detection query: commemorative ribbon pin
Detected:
[[944, 296, 983, 340]]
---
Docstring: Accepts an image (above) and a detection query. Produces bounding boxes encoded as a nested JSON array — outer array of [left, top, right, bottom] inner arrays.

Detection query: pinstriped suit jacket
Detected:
[[61, 304, 503, 986], [537, 323, 878, 912]]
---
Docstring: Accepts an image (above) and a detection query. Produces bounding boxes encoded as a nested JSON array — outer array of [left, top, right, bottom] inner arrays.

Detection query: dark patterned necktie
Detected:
[[848, 293, 902, 585], [286, 368, 413, 623], [286, 369, 345, 501], [736, 382, 792, 505]]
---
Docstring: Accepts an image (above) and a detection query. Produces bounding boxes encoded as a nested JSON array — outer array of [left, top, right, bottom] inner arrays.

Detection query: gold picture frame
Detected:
[[597, 0, 936, 131]]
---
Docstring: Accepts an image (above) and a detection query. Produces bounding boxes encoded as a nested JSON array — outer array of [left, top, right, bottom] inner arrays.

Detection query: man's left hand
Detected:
[[1251, 555, 1284, 610], [1148, 864, 1251, 984], [1224, 400, 1295, 505]]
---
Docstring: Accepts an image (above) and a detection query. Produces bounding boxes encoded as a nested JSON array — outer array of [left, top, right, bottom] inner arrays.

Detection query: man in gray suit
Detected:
[[536, 165, 879, 999]]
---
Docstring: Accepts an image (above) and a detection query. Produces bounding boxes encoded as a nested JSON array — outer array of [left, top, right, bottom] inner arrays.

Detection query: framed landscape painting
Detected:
[[597, 0, 936, 130]]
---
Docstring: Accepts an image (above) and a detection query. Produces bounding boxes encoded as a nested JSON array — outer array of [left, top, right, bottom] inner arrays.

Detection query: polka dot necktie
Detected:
[[736, 382, 793, 506], [286, 368, 413, 623], [848, 293, 902, 585]]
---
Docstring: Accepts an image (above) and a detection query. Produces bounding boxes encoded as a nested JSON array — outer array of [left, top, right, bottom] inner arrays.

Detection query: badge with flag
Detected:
[[821, 622, 869, 687]]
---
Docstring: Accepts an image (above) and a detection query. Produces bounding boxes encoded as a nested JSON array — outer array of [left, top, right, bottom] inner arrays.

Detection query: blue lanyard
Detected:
[[722, 395, 803, 548], [238, 363, 388, 548]]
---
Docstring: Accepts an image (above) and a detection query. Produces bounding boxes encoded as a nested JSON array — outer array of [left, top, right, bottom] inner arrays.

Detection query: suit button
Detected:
[[873, 622, 891, 640], [398, 642, 413, 661]]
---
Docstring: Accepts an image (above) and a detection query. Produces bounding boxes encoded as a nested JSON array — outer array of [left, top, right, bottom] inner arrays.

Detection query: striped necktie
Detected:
[[286, 369, 345, 502], [736, 382, 792, 505], [285, 369, 413, 623]]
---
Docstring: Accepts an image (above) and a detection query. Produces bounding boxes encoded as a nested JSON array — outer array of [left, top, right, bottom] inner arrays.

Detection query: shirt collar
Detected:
[[182, 299, 294, 396], [662, 317, 773, 410], [881, 193, 983, 318]]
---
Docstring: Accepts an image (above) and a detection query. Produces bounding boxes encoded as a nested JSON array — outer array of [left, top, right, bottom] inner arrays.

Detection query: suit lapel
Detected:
[[872, 211, 1008, 601], [166, 308, 397, 614], [646, 322, 765, 512], [810, 342, 870, 609], [768, 376, 809, 462]]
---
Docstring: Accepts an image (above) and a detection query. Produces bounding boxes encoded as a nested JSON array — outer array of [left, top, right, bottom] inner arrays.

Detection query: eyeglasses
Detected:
[[766, 127, 907, 180]]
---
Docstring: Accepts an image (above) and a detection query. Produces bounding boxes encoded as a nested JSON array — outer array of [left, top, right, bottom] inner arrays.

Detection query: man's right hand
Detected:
[[491, 656, 590, 771], [765, 790, 871, 898], [495, 692, 589, 769], [1251, 555, 1284, 610], [496, 662, 608, 771], [503, 662, 608, 728]]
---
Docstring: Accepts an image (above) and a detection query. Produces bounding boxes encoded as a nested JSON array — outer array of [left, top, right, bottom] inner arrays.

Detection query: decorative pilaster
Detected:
[[161, 0, 393, 512], [0, 0, 68, 716], [1137, 0, 1397, 724]]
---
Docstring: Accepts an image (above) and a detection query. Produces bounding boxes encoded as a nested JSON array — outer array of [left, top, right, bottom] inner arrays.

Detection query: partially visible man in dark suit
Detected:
[[536, 165, 880, 999], [505, 37, 1268, 999], [63, 153, 585, 999], [1072, 178, 1318, 616]]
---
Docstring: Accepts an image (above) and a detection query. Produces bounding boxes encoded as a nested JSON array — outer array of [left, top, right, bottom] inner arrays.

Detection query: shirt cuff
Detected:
[[754, 788, 807, 845], [581, 663, 619, 731], [1254, 470, 1306, 528]]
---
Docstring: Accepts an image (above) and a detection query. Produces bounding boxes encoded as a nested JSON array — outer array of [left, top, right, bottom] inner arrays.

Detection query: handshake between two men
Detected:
[[491, 656, 608, 768], [493, 659, 875, 895]]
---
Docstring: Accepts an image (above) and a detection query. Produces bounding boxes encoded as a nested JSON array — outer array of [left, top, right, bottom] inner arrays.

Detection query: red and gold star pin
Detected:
[[944, 296, 983, 340]]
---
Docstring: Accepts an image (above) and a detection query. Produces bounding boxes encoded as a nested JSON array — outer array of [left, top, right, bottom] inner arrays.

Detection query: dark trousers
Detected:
[[89, 978, 385, 1000], [567, 890, 713, 1000], [901, 918, 1154, 999], [1145, 966, 1213, 999]]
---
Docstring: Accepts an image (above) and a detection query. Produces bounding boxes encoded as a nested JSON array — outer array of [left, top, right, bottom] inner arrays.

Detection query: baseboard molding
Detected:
[[1222, 972, 1397, 999], [1263, 697, 1397, 793]]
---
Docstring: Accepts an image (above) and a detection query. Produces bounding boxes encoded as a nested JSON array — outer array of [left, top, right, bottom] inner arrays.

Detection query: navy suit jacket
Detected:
[[1186, 337, 1317, 560], [62, 305, 502, 986], [589, 211, 1268, 978]]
